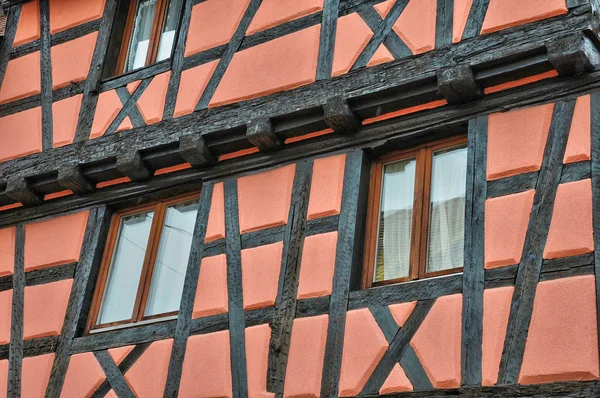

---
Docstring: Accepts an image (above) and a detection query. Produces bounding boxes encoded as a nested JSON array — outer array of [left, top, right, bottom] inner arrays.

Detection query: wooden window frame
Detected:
[[362, 135, 468, 289], [114, 0, 174, 75], [86, 192, 200, 333]]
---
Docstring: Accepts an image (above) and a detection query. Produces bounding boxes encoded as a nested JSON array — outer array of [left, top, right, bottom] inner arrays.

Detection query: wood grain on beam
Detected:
[[57, 164, 95, 195], [246, 117, 282, 152], [437, 65, 483, 104], [323, 96, 361, 134], [7, 224, 25, 397], [547, 32, 600, 76], [591, 92, 600, 373], [316, 0, 341, 80], [116, 151, 152, 182], [39, 0, 53, 151]]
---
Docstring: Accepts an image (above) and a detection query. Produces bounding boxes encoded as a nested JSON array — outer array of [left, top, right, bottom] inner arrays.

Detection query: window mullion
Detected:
[[418, 147, 434, 279], [409, 148, 427, 280]]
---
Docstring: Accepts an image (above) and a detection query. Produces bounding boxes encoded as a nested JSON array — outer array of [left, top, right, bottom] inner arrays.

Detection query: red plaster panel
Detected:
[[284, 128, 333, 144], [332, 14, 393, 77], [362, 100, 447, 125], [90, 90, 133, 139], [389, 301, 417, 327], [210, 26, 320, 107], [206, 182, 225, 242], [108, 345, 135, 365], [52, 94, 82, 148], [0, 360, 6, 398], [411, 294, 462, 388], [284, 315, 328, 397], [51, 32, 97, 90], [544, 179, 594, 259], [487, 104, 553, 180], [96, 177, 131, 189], [218, 147, 260, 161], [564, 95, 591, 163], [185, 0, 251, 56], [24, 279, 73, 340], [137, 72, 170, 124], [247, 0, 323, 35], [153, 163, 192, 176], [484, 71, 558, 95], [520, 275, 600, 384], [0, 52, 41, 104], [192, 254, 228, 318], [297, 232, 337, 299], [124, 339, 172, 398], [245, 324, 274, 398], [338, 309, 390, 396], [380, 364, 413, 394], [0, 227, 15, 277], [484, 190, 534, 269], [0, 107, 42, 162], [453, 0, 472, 42], [14, 0, 40, 46], [24, 211, 88, 271], [0, 290, 11, 345], [22, 353, 54, 398], [173, 60, 219, 117], [180, 330, 232, 397], [49, 0, 105, 34], [241, 241, 282, 310], [482, 286, 513, 386], [375, 0, 436, 55], [481, 0, 567, 35], [308, 154, 346, 219], [60, 352, 105, 398], [237, 164, 295, 233]]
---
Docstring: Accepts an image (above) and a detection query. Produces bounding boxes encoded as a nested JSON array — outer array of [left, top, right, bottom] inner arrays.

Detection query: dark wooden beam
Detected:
[[7, 224, 24, 397], [437, 65, 483, 104], [115, 87, 146, 128], [461, 0, 490, 40], [547, 32, 600, 76], [57, 164, 95, 195], [316, 0, 341, 80], [39, 0, 53, 151], [105, 78, 152, 135], [116, 151, 152, 182], [91, 343, 151, 398], [591, 92, 600, 376], [323, 96, 361, 134], [246, 117, 282, 152], [93, 351, 136, 398], [0, 4, 20, 91], [436, 0, 454, 48], [5, 176, 42, 206], [178, 134, 217, 168], [357, 6, 412, 59]]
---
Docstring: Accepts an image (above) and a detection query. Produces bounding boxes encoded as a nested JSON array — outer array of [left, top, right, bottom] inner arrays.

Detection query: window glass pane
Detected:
[[124, 0, 158, 73], [156, 0, 183, 62], [374, 158, 416, 283], [97, 211, 154, 325], [144, 198, 199, 317], [426, 146, 468, 273]]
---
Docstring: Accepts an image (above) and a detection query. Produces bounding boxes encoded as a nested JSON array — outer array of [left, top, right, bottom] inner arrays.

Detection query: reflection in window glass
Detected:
[[374, 158, 416, 283], [144, 199, 199, 316], [97, 211, 154, 325], [427, 146, 467, 273], [124, 0, 158, 73], [156, 0, 183, 62]]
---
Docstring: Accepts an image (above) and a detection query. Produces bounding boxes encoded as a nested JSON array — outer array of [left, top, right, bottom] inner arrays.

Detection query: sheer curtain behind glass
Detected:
[[374, 158, 416, 282], [156, 0, 183, 61], [426, 146, 467, 273], [125, 0, 157, 72]]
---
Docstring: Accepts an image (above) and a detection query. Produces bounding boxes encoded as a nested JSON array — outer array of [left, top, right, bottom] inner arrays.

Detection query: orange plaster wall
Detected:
[[245, 324, 274, 398], [0, 106, 42, 162], [362, 100, 447, 125], [0, 52, 41, 104], [90, 90, 133, 139], [52, 94, 82, 148], [49, 0, 105, 34], [136, 72, 170, 125], [483, 71, 558, 95], [124, 339, 172, 398], [23, 279, 73, 340], [484, 190, 534, 269], [247, 0, 323, 35], [24, 211, 88, 271], [241, 241, 282, 310], [51, 32, 97, 90], [61, 352, 106, 398], [564, 95, 591, 163], [0, 290, 11, 345], [487, 104, 553, 180], [108, 345, 135, 365], [411, 294, 462, 388], [174, 60, 219, 117], [21, 353, 54, 398], [481, 0, 567, 35], [453, 0, 472, 43], [14, 0, 40, 46], [0, 227, 15, 277], [209, 26, 320, 107], [308, 154, 346, 220], [206, 182, 225, 242], [297, 232, 337, 299], [482, 286, 513, 386], [0, 360, 7, 398], [520, 275, 600, 384], [284, 314, 329, 397], [180, 330, 232, 397], [193, 254, 228, 318], [237, 164, 295, 233], [544, 179, 594, 259]]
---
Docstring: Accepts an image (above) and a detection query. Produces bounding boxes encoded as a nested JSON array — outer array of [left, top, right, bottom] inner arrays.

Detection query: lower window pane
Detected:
[[374, 158, 416, 283], [144, 199, 200, 317], [156, 0, 183, 62], [97, 211, 154, 325], [124, 0, 158, 73], [426, 146, 467, 273]]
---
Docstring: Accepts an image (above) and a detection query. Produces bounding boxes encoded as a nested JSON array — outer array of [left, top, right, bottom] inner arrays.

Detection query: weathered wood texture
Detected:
[[7, 224, 24, 397], [94, 350, 136, 398], [591, 92, 600, 370], [316, 0, 341, 80], [39, 0, 53, 151]]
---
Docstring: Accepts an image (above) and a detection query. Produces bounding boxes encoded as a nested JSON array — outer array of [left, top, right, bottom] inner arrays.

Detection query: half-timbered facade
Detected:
[[0, 0, 600, 397]]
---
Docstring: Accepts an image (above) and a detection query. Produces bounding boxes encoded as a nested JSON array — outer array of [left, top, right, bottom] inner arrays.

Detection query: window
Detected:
[[115, 0, 183, 75], [87, 194, 199, 332], [362, 137, 468, 288]]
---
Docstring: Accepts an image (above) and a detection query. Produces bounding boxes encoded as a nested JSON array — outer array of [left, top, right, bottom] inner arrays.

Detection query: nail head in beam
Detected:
[[57, 164, 94, 195], [437, 65, 483, 105], [323, 97, 361, 135], [246, 117, 282, 152], [5, 176, 42, 206], [116, 151, 152, 182], [178, 134, 216, 168], [547, 32, 600, 76]]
